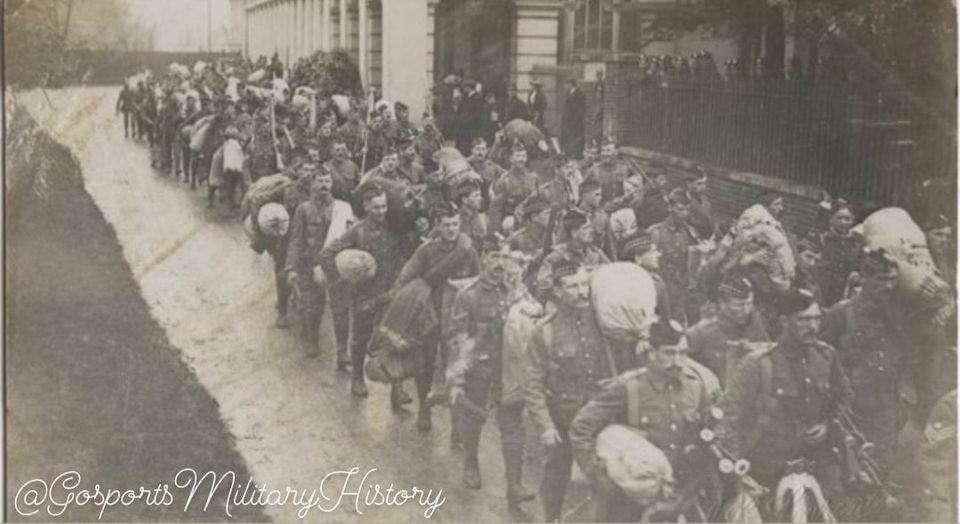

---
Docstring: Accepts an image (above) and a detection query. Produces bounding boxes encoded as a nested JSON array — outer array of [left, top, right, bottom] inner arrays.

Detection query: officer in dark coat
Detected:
[[560, 77, 587, 159], [525, 262, 618, 522], [569, 319, 721, 522], [456, 80, 485, 155]]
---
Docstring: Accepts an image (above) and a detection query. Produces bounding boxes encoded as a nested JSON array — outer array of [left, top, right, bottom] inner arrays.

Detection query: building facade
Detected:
[[230, 0, 738, 131]]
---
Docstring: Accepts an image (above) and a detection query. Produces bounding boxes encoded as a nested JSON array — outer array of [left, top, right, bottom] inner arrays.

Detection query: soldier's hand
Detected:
[[287, 271, 299, 285], [448, 385, 464, 407], [540, 428, 563, 447]]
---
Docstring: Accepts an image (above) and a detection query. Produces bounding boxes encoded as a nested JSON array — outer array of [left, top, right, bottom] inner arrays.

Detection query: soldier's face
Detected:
[[583, 189, 602, 208], [636, 246, 660, 271], [333, 144, 348, 158], [437, 215, 461, 242], [784, 304, 822, 344], [402, 145, 417, 161], [830, 209, 854, 235], [532, 208, 552, 227], [555, 270, 591, 309], [307, 148, 321, 162], [670, 202, 691, 221], [766, 197, 784, 218], [572, 223, 595, 244], [471, 143, 488, 159], [311, 174, 333, 198], [511, 151, 527, 167], [927, 227, 951, 255], [382, 154, 399, 172], [364, 195, 388, 223], [718, 295, 753, 326], [319, 122, 334, 136], [483, 251, 511, 281], [584, 148, 598, 162], [688, 177, 707, 195], [863, 268, 899, 301], [601, 144, 617, 162], [651, 342, 688, 375], [798, 250, 821, 271], [465, 189, 483, 210]]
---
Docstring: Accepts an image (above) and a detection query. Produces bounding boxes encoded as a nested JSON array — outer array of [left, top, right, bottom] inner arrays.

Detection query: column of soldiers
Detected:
[[123, 61, 956, 523]]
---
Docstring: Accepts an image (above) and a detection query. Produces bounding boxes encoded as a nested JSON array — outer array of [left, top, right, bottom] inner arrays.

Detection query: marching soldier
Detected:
[[687, 276, 770, 387], [317, 183, 413, 397], [361, 147, 407, 186], [535, 209, 610, 296], [506, 195, 552, 257], [326, 139, 361, 201], [816, 201, 864, 307], [647, 188, 700, 325], [716, 289, 853, 497], [446, 244, 536, 506], [467, 137, 507, 211], [685, 170, 715, 239], [820, 250, 911, 476], [489, 142, 541, 235], [452, 181, 488, 251], [525, 262, 619, 522], [569, 319, 722, 522], [584, 137, 638, 203]]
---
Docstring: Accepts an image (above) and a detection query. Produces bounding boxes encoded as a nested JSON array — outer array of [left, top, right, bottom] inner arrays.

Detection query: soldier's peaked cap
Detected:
[[775, 288, 817, 316], [861, 248, 898, 276], [650, 319, 685, 348], [621, 232, 654, 258], [718, 277, 753, 300], [562, 208, 589, 230], [523, 196, 551, 218], [551, 260, 580, 280]]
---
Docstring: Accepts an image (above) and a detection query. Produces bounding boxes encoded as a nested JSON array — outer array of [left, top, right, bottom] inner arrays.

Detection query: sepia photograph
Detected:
[[4, 0, 958, 521]]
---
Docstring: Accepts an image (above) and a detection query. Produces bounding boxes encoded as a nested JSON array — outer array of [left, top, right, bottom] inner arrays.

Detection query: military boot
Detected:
[[503, 445, 535, 505]]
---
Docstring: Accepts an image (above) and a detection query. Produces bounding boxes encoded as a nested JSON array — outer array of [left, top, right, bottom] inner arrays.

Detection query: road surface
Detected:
[[15, 87, 592, 522]]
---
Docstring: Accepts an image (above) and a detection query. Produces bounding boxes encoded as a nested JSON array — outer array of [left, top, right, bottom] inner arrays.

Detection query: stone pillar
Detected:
[[359, 0, 368, 88], [339, 0, 348, 48], [322, 0, 332, 51], [382, 0, 430, 123], [513, 0, 561, 132], [562, 2, 575, 64]]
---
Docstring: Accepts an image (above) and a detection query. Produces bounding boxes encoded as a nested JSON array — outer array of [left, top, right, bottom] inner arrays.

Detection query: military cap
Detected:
[[480, 237, 505, 254], [717, 276, 753, 300], [471, 136, 488, 148], [649, 319, 686, 348], [861, 248, 898, 276], [797, 233, 821, 254], [511, 140, 527, 154], [395, 134, 414, 150], [452, 179, 481, 202], [430, 201, 460, 220], [381, 145, 400, 158], [357, 181, 386, 202], [923, 214, 951, 232], [775, 288, 817, 317], [298, 162, 321, 177], [551, 259, 580, 281], [758, 192, 783, 208], [223, 126, 241, 139], [562, 208, 589, 232], [579, 178, 601, 195], [394, 101, 409, 112], [621, 232, 654, 260], [522, 195, 550, 219], [827, 198, 853, 218]]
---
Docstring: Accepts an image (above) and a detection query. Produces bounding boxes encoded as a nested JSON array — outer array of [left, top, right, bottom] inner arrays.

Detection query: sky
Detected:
[[126, 0, 233, 52]]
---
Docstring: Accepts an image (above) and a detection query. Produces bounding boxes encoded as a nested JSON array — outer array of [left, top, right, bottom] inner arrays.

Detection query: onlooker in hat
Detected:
[[580, 138, 600, 172], [456, 78, 485, 155], [527, 79, 548, 130], [560, 77, 586, 159]]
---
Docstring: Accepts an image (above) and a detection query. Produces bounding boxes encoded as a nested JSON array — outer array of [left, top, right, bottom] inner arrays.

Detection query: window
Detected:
[[573, 0, 614, 51]]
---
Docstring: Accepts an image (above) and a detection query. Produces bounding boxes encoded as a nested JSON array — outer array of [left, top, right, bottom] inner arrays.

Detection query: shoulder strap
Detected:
[[626, 378, 641, 428]]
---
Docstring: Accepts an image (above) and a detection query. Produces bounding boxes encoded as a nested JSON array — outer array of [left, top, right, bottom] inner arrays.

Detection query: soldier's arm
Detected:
[[394, 243, 428, 291], [569, 382, 629, 481], [716, 355, 762, 457], [317, 223, 359, 283], [284, 204, 307, 275], [524, 326, 558, 435]]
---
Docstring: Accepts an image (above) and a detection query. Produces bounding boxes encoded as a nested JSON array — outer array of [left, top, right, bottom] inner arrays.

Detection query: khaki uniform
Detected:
[[535, 242, 610, 295], [507, 222, 550, 257], [569, 362, 721, 521], [687, 311, 770, 388], [469, 157, 507, 210], [648, 217, 699, 324], [585, 159, 637, 202], [489, 167, 540, 232], [285, 198, 334, 350], [525, 304, 617, 521]]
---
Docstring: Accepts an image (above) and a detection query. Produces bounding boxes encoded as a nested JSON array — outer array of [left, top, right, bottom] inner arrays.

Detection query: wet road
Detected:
[[17, 87, 592, 523]]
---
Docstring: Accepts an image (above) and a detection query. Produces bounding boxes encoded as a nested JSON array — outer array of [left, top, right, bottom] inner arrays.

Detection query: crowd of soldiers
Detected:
[[118, 58, 956, 523]]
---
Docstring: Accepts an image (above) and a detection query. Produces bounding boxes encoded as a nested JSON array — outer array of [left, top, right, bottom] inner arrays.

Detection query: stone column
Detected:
[[339, 0, 348, 48], [358, 0, 368, 88], [382, 0, 430, 123], [322, 0, 332, 51], [513, 0, 561, 131]]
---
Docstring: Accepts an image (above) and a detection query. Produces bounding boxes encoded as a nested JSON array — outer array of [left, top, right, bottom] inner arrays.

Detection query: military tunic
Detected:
[[585, 159, 637, 202], [716, 337, 853, 482], [687, 311, 770, 387], [816, 230, 864, 307], [507, 222, 550, 257], [648, 216, 699, 324], [285, 197, 334, 348], [327, 157, 361, 200], [489, 167, 541, 231], [469, 157, 507, 210], [917, 390, 957, 523]]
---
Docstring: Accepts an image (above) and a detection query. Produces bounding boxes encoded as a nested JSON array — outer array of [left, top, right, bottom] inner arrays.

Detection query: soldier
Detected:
[[507, 195, 553, 257], [360, 147, 407, 187], [285, 167, 354, 365], [535, 209, 610, 296], [446, 245, 536, 506], [916, 389, 957, 523], [326, 139, 361, 201], [584, 137, 638, 203], [716, 289, 853, 498], [416, 112, 444, 174], [687, 276, 770, 387], [816, 201, 864, 307], [647, 188, 700, 325], [317, 183, 412, 397], [820, 250, 910, 477], [575, 179, 609, 251], [467, 137, 507, 211], [794, 234, 824, 303], [390, 203, 480, 425], [489, 143, 541, 235], [579, 139, 599, 173], [525, 262, 619, 522], [397, 135, 425, 185], [620, 231, 672, 324], [388, 101, 417, 143], [569, 319, 722, 522], [362, 111, 390, 169], [452, 181, 488, 251], [685, 170, 715, 239]]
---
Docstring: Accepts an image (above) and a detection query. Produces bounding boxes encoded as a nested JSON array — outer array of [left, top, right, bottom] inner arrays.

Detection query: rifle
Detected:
[[269, 97, 285, 171], [830, 405, 899, 508]]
